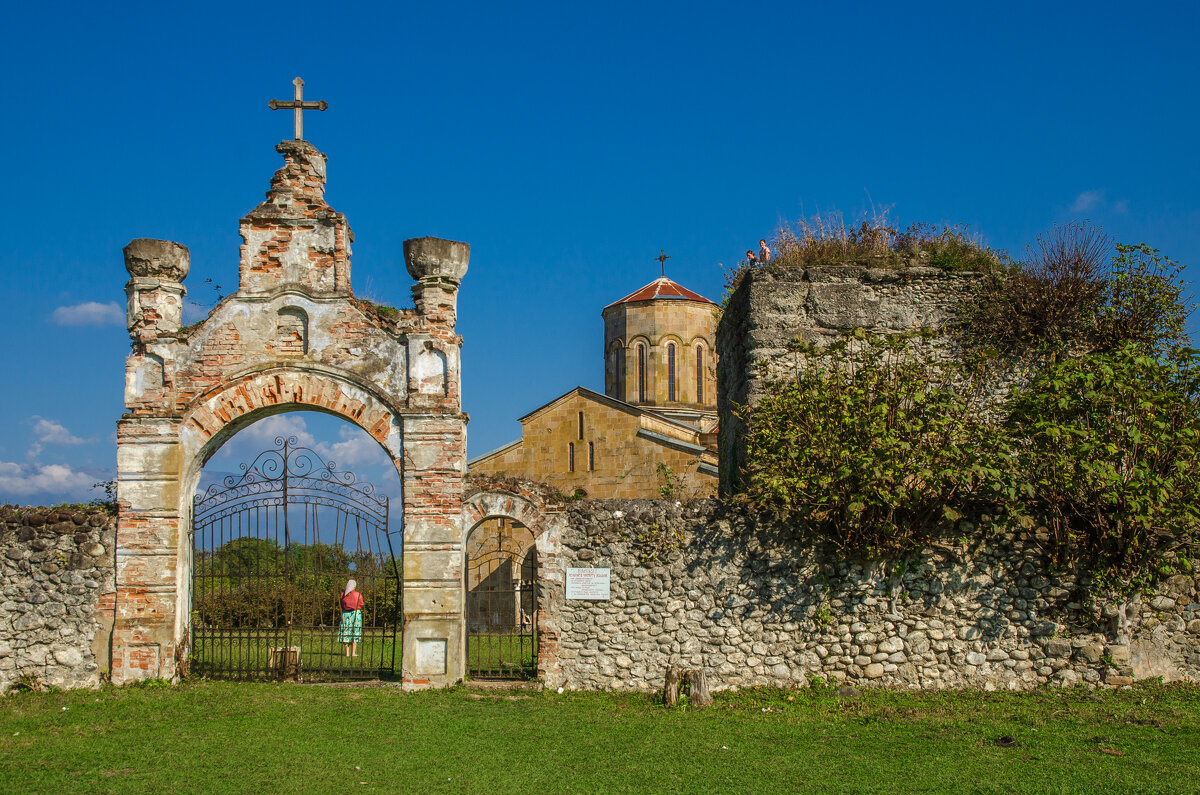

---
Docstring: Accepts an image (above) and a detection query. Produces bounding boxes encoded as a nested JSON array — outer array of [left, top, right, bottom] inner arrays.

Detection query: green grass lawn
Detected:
[[1, 680, 1198, 793], [466, 631, 537, 678]]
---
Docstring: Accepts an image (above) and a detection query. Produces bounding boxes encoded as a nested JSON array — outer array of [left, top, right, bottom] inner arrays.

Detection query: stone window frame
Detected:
[[568, 441, 575, 473], [588, 441, 595, 471], [695, 344, 704, 404]]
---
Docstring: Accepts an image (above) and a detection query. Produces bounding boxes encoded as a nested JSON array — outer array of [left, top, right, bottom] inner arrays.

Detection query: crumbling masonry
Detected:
[[114, 139, 468, 688]]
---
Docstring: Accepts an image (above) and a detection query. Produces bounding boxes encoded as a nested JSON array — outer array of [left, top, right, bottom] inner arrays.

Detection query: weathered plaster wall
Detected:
[[0, 506, 115, 693], [544, 500, 1200, 692], [115, 138, 470, 688], [716, 264, 983, 492]]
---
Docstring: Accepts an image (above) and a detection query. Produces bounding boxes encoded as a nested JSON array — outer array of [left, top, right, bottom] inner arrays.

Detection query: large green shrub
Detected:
[[742, 332, 1005, 554], [1005, 343, 1200, 582]]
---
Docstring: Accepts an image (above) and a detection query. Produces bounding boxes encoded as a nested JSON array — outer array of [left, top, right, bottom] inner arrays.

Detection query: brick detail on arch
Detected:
[[182, 369, 401, 453], [462, 475, 567, 685], [115, 142, 470, 688]]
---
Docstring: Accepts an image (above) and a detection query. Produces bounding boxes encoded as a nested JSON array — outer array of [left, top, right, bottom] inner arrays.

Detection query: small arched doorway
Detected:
[[190, 429, 402, 681], [464, 517, 537, 679]]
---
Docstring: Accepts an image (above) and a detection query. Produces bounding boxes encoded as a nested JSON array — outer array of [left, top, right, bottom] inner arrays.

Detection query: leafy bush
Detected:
[[1005, 343, 1200, 583], [960, 225, 1191, 358], [959, 223, 1109, 355], [739, 331, 1200, 588], [1099, 243, 1191, 357], [741, 331, 1004, 554]]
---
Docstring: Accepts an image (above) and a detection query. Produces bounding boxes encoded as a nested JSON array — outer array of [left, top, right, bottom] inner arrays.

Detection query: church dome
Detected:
[[605, 276, 716, 308], [601, 274, 717, 424]]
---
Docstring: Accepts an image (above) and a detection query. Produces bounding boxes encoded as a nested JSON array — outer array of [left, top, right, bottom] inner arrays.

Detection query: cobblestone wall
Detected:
[[543, 499, 1200, 692], [0, 506, 115, 692]]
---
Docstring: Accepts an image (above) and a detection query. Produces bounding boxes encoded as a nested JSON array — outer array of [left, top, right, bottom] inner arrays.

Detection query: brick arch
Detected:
[[462, 490, 547, 538], [461, 481, 566, 683], [180, 366, 404, 475]]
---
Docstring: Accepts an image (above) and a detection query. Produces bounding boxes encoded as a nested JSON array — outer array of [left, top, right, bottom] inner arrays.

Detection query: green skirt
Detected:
[[338, 609, 363, 643]]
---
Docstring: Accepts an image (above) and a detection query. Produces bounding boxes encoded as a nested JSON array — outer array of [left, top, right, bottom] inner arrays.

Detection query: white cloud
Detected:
[[1113, 199, 1129, 214], [32, 417, 86, 445], [1069, 190, 1105, 214], [27, 416, 89, 458], [214, 413, 316, 459], [317, 427, 386, 469], [51, 301, 125, 327], [0, 460, 97, 498]]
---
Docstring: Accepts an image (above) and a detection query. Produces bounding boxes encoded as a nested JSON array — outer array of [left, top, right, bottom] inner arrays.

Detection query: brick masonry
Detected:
[[469, 389, 717, 499], [115, 139, 469, 688]]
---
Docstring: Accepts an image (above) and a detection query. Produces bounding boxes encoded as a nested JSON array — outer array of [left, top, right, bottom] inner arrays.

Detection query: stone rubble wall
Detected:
[[544, 499, 1200, 692], [0, 506, 116, 692]]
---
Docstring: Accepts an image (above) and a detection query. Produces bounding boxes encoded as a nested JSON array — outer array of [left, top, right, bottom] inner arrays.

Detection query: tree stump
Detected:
[[663, 666, 682, 707], [663, 666, 711, 708], [684, 668, 712, 707]]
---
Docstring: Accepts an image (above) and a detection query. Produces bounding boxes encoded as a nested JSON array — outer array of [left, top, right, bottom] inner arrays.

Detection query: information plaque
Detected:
[[416, 638, 447, 675], [566, 567, 611, 600]]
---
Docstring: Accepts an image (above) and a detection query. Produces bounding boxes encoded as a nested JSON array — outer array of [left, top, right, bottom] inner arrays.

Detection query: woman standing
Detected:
[[339, 579, 365, 657]]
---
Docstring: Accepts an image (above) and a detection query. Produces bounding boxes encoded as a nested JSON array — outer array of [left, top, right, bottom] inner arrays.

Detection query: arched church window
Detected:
[[569, 442, 575, 473], [667, 343, 676, 402], [588, 441, 595, 471], [617, 346, 626, 398], [637, 343, 646, 403], [578, 411, 584, 440], [696, 345, 704, 403]]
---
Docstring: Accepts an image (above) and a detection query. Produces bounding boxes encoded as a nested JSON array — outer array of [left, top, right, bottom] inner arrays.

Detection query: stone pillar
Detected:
[[124, 239, 188, 342], [401, 237, 469, 688], [113, 239, 191, 684], [405, 236, 468, 327]]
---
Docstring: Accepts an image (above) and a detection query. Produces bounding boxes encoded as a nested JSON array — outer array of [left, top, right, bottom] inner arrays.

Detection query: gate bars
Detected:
[[190, 436, 402, 681], [466, 519, 538, 679]]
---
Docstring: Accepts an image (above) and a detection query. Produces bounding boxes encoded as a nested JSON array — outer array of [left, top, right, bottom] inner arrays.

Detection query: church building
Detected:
[[469, 273, 719, 498]]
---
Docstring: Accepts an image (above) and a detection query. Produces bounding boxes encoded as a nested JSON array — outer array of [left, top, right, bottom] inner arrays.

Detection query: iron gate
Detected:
[[466, 519, 538, 679], [190, 435, 401, 681]]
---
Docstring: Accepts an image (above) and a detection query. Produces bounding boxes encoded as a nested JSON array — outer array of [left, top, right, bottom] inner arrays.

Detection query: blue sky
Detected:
[[1, 0, 1197, 506]]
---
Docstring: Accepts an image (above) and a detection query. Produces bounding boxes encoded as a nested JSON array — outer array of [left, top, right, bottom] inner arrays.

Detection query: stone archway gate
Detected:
[[114, 138, 468, 689], [461, 477, 567, 683]]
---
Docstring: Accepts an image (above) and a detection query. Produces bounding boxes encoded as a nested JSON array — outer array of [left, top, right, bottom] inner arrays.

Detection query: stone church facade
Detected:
[[469, 275, 719, 499]]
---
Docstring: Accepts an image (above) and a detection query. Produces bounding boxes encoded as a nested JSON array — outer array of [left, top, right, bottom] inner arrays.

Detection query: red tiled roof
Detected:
[[605, 277, 715, 308]]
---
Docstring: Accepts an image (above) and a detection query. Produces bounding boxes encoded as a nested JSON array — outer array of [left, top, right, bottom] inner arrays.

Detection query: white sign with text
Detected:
[[566, 567, 611, 600]]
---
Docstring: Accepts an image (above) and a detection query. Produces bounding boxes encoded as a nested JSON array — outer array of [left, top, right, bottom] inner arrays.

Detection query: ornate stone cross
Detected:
[[268, 77, 328, 141], [655, 249, 671, 277]]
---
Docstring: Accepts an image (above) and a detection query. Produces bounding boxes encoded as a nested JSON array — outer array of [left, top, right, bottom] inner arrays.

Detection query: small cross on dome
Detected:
[[655, 250, 671, 277]]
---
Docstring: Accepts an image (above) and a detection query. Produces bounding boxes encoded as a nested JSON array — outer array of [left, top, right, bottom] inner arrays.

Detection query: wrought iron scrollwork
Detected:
[[195, 436, 388, 524]]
